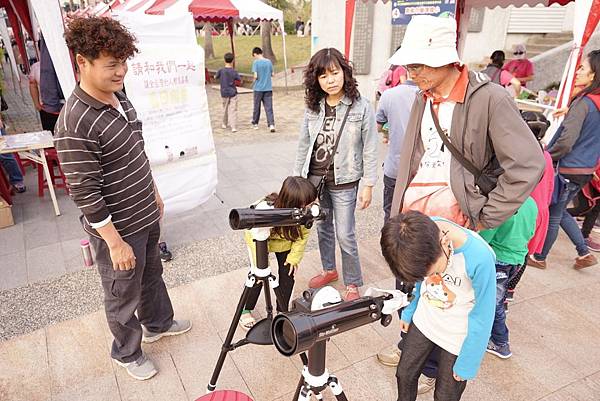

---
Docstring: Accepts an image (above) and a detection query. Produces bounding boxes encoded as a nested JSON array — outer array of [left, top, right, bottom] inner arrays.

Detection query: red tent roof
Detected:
[[145, 0, 239, 21]]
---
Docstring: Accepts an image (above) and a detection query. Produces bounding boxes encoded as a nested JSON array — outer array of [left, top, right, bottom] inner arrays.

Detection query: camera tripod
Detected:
[[293, 342, 348, 401], [207, 232, 286, 392]]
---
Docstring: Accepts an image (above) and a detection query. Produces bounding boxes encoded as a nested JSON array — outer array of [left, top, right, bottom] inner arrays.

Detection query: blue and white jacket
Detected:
[[401, 217, 496, 380]]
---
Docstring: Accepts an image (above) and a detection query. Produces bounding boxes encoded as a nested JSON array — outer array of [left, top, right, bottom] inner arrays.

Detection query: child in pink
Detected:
[[506, 112, 554, 303]]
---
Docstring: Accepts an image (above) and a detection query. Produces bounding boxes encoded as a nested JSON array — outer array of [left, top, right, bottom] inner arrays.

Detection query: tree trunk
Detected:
[[260, 21, 277, 64], [203, 23, 215, 60]]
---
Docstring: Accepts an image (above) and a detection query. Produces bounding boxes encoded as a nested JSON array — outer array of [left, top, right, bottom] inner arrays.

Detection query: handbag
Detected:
[[309, 103, 352, 199], [429, 102, 503, 196]]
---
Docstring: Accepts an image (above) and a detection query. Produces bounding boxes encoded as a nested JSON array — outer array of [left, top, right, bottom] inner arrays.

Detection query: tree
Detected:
[[203, 23, 215, 60], [260, 21, 276, 64], [259, 0, 291, 64]]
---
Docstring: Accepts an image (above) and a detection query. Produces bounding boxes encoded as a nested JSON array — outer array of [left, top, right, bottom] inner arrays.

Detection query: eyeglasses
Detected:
[[513, 51, 524, 56], [404, 64, 425, 74]]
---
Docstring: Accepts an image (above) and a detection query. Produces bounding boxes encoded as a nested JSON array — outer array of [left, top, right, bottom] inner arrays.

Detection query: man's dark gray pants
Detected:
[[90, 222, 174, 363]]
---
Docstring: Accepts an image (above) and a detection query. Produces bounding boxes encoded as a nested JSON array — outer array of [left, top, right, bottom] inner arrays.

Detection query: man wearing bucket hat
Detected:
[[386, 15, 545, 401]]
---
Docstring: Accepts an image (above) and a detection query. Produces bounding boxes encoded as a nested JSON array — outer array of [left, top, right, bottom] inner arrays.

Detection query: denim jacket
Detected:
[[293, 95, 378, 186]]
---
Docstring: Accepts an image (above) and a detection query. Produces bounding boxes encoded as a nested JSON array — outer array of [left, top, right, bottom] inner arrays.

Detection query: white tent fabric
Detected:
[[0, 17, 19, 82], [232, 0, 283, 22]]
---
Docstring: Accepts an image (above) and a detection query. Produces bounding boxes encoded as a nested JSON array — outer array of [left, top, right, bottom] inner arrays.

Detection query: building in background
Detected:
[[311, 0, 576, 98]]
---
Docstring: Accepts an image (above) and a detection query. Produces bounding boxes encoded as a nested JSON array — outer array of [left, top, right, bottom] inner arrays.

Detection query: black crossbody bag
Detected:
[[308, 104, 352, 199], [429, 102, 503, 196]]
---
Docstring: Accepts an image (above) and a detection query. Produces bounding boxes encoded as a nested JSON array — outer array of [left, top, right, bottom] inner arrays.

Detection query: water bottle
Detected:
[[81, 239, 94, 267]]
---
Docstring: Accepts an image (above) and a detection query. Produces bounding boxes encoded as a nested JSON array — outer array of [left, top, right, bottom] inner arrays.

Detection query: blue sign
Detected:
[[391, 0, 457, 25]]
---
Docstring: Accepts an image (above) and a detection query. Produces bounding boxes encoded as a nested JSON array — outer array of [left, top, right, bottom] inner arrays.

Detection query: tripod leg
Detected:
[[292, 353, 309, 401], [262, 276, 275, 319], [328, 376, 348, 401], [207, 280, 257, 391]]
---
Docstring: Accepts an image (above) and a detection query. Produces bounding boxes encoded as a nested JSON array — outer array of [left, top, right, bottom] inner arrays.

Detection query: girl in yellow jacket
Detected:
[[240, 176, 318, 330]]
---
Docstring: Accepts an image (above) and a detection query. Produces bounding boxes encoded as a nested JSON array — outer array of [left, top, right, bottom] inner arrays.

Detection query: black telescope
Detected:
[[229, 204, 325, 230], [271, 293, 391, 357]]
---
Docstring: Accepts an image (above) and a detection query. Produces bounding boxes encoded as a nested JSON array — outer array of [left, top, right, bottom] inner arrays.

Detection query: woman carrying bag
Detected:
[[293, 48, 378, 301], [529, 50, 600, 270]]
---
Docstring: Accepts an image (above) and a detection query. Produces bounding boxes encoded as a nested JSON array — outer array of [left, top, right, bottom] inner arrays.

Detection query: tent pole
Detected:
[[228, 18, 235, 66], [280, 19, 288, 93]]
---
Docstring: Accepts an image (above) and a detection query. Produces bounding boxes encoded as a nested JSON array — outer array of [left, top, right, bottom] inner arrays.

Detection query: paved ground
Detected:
[[1, 62, 600, 401]]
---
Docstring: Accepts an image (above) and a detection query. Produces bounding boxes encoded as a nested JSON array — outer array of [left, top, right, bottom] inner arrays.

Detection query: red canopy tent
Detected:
[[142, 0, 289, 88], [0, 0, 35, 74]]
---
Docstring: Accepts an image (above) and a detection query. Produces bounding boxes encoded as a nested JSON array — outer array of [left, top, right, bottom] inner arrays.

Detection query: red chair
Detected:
[[14, 153, 36, 175], [0, 164, 13, 205], [38, 148, 68, 197]]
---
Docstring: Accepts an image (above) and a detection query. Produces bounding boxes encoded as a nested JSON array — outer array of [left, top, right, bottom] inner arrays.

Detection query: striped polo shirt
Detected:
[[55, 85, 160, 238]]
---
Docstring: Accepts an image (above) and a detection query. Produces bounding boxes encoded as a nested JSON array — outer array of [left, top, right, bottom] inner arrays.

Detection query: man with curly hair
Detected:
[[55, 17, 191, 381]]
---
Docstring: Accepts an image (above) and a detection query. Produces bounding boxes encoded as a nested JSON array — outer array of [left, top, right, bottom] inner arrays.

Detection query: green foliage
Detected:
[[198, 35, 310, 75]]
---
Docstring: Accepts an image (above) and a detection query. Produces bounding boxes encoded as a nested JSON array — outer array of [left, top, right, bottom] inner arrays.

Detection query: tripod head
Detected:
[[271, 287, 409, 357], [229, 203, 325, 231]]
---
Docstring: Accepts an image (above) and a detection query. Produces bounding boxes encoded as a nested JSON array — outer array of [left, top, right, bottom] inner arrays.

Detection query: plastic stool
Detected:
[[14, 153, 36, 175], [195, 390, 253, 401], [38, 148, 68, 197]]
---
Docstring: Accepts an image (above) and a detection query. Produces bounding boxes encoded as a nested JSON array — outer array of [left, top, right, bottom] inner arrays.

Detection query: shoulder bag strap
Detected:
[[428, 101, 481, 179], [323, 102, 352, 172]]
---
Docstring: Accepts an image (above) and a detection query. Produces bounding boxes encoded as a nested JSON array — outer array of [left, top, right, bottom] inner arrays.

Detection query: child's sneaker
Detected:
[[231, 128, 238, 133], [269, 125, 276, 133], [239, 310, 256, 331], [486, 340, 512, 359], [221, 124, 227, 129], [505, 289, 515, 303], [159, 242, 173, 262]]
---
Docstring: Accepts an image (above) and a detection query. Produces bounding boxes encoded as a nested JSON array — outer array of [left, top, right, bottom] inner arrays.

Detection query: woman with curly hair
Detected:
[[293, 47, 378, 301]]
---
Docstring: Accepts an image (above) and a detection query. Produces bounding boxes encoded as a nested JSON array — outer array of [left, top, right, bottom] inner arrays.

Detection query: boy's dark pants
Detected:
[[491, 261, 520, 346], [90, 222, 174, 363], [396, 323, 467, 401], [244, 250, 294, 312], [252, 90, 274, 126]]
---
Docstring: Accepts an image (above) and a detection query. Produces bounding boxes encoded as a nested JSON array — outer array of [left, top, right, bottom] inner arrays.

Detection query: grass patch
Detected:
[[198, 35, 310, 75]]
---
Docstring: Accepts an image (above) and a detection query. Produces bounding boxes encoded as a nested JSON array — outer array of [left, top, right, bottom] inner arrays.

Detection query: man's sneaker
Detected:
[[142, 319, 192, 343], [574, 253, 598, 270], [486, 340, 512, 359], [13, 183, 26, 193], [308, 270, 339, 289], [269, 125, 276, 133], [527, 255, 546, 269], [231, 128, 238, 133], [417, 374, 436, 394], [159, 242, 173, 262], [252, 124, 259, 130], [221, 124, 227, 129], [343, 285, 360, 301], [113, 353, 157, 380], [376, 345, 401, 367], [585, 237, 600, 252]]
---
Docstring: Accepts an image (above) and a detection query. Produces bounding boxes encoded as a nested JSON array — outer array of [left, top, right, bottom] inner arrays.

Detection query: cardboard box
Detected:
[[0, 196, 14, 228]]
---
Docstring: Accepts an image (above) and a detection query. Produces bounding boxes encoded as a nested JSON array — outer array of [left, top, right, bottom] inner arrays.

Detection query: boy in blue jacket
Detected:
[[380, 211, 496, 401]]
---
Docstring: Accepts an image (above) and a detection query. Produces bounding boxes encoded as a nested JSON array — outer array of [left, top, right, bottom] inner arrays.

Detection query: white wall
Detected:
[[461, 8, 510, 65], [312, 0, 393, 101]]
